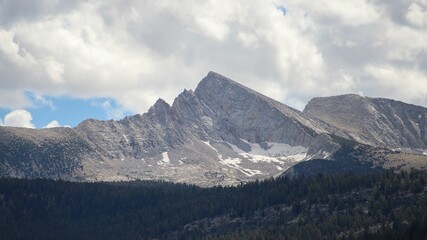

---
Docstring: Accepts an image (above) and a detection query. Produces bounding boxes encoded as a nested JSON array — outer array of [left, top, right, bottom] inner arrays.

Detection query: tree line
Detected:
[[0, 170, 426, 239]]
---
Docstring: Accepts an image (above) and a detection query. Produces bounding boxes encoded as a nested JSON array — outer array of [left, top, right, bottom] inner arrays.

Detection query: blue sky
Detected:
[[0, 0, 426, 128], [0, 96, 130, 128]]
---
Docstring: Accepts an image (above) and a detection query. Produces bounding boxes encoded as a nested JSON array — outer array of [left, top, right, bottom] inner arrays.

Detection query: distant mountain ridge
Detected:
[[0, 72, 426, 185], [304, 94, 427, 149]]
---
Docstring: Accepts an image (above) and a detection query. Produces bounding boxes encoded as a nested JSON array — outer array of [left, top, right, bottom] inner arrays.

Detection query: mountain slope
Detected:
[[2, 73, 426, 185], [304, 94, 427, 149], [73, 72, 343, 185], [0, 72, 345, 186], [0, 127, 93, 179], [283, 95, 427, 178]]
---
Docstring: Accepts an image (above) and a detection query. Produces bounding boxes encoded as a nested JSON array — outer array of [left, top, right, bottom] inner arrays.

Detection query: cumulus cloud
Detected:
[[43, 120, 60, 128], [0, 0, 426, 115], [1, 109, 35, 128], [43, 120, 70, 128], [406, 0, 427, 27]]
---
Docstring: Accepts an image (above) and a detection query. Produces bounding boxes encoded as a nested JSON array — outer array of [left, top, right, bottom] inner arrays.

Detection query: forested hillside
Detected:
[[1, 171, 427, 239]]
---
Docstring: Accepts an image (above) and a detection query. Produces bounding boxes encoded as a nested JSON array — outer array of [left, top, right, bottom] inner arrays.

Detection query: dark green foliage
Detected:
[[1, 171, 427, 239], [286, 159, 383, 177]]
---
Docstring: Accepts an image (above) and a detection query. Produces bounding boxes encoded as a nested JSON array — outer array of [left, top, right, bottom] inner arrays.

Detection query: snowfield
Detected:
[[203, 139, 309, 177]]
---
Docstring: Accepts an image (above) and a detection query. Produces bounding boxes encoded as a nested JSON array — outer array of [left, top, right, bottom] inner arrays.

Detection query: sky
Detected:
[[0, 0, 426, 128]]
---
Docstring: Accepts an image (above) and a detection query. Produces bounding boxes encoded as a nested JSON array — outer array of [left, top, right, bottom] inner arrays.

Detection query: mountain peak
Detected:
[[195, 71, 259, 99], [154, 98, 170, 107], [201, 71, 240, 86], [2, 70, 427, 186], [206, 71, 223, 78], [148, 98, 171, 115]]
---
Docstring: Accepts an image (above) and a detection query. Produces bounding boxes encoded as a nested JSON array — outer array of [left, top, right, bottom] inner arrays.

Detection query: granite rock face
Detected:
[[2, 73, 426, 186], [0, 72, 344, 186], [72, 72, 343, 185], [304, 94, 427, 149]]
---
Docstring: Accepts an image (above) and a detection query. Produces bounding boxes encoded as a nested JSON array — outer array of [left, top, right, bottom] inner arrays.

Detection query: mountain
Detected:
[[0, 72, 345, 186], [283, 94, 427, 178], [73, 72, 344, 186], [1, 72, 426, 185], [304, 94, 427, 150]]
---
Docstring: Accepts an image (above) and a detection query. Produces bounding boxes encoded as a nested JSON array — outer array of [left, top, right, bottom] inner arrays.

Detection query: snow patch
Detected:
[[203, 140, 219, 153], [221, 157, 241, 165], [157, 152, 171, 166], [322, 151, 332, 159], [162, 152, 170, 163], [230, 140, 308, 164], [122, 134, 129, 143], [205, 139, 308, 177], [206, 140, 263, 177], [219, 157, 262, 177]]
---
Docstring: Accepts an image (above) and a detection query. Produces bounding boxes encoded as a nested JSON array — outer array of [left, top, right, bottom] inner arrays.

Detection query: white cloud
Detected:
[[2, 109, 35, 128], [43, 120, 70, 128], [364, 64, 427, 102], [288, 0, 380, 27], [0, 90, 32, 109], [44, 120, 60, 128], [406, 0, 427, 27], [0, 0, 425, 115]]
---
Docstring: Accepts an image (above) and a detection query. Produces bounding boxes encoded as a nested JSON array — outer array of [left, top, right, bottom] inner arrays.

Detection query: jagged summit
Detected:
[[1, 71, 426, 186], [206, 70, 224, 78], [1, 72, 344, 185], [197, 71, 243, 94], [196, 71, 271, 103], [148, 98, 171, 113]]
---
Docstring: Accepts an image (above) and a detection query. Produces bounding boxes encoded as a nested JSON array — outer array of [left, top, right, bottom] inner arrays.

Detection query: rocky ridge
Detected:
[[74, 72, 343, 186], [1, 72, 426, 185], [304, 94, 427, 149], [0, 72, 344, 186]]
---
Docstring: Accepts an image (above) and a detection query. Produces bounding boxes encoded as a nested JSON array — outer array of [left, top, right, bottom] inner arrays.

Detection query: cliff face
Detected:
[[0, 72, 343, 186], [194, 72, 329, 147], [304, 94, 427, 149], [69, 72, 342, 185]]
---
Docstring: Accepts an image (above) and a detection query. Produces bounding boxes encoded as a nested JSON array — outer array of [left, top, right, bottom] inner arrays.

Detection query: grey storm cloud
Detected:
[[0, 0, 426, 114]]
